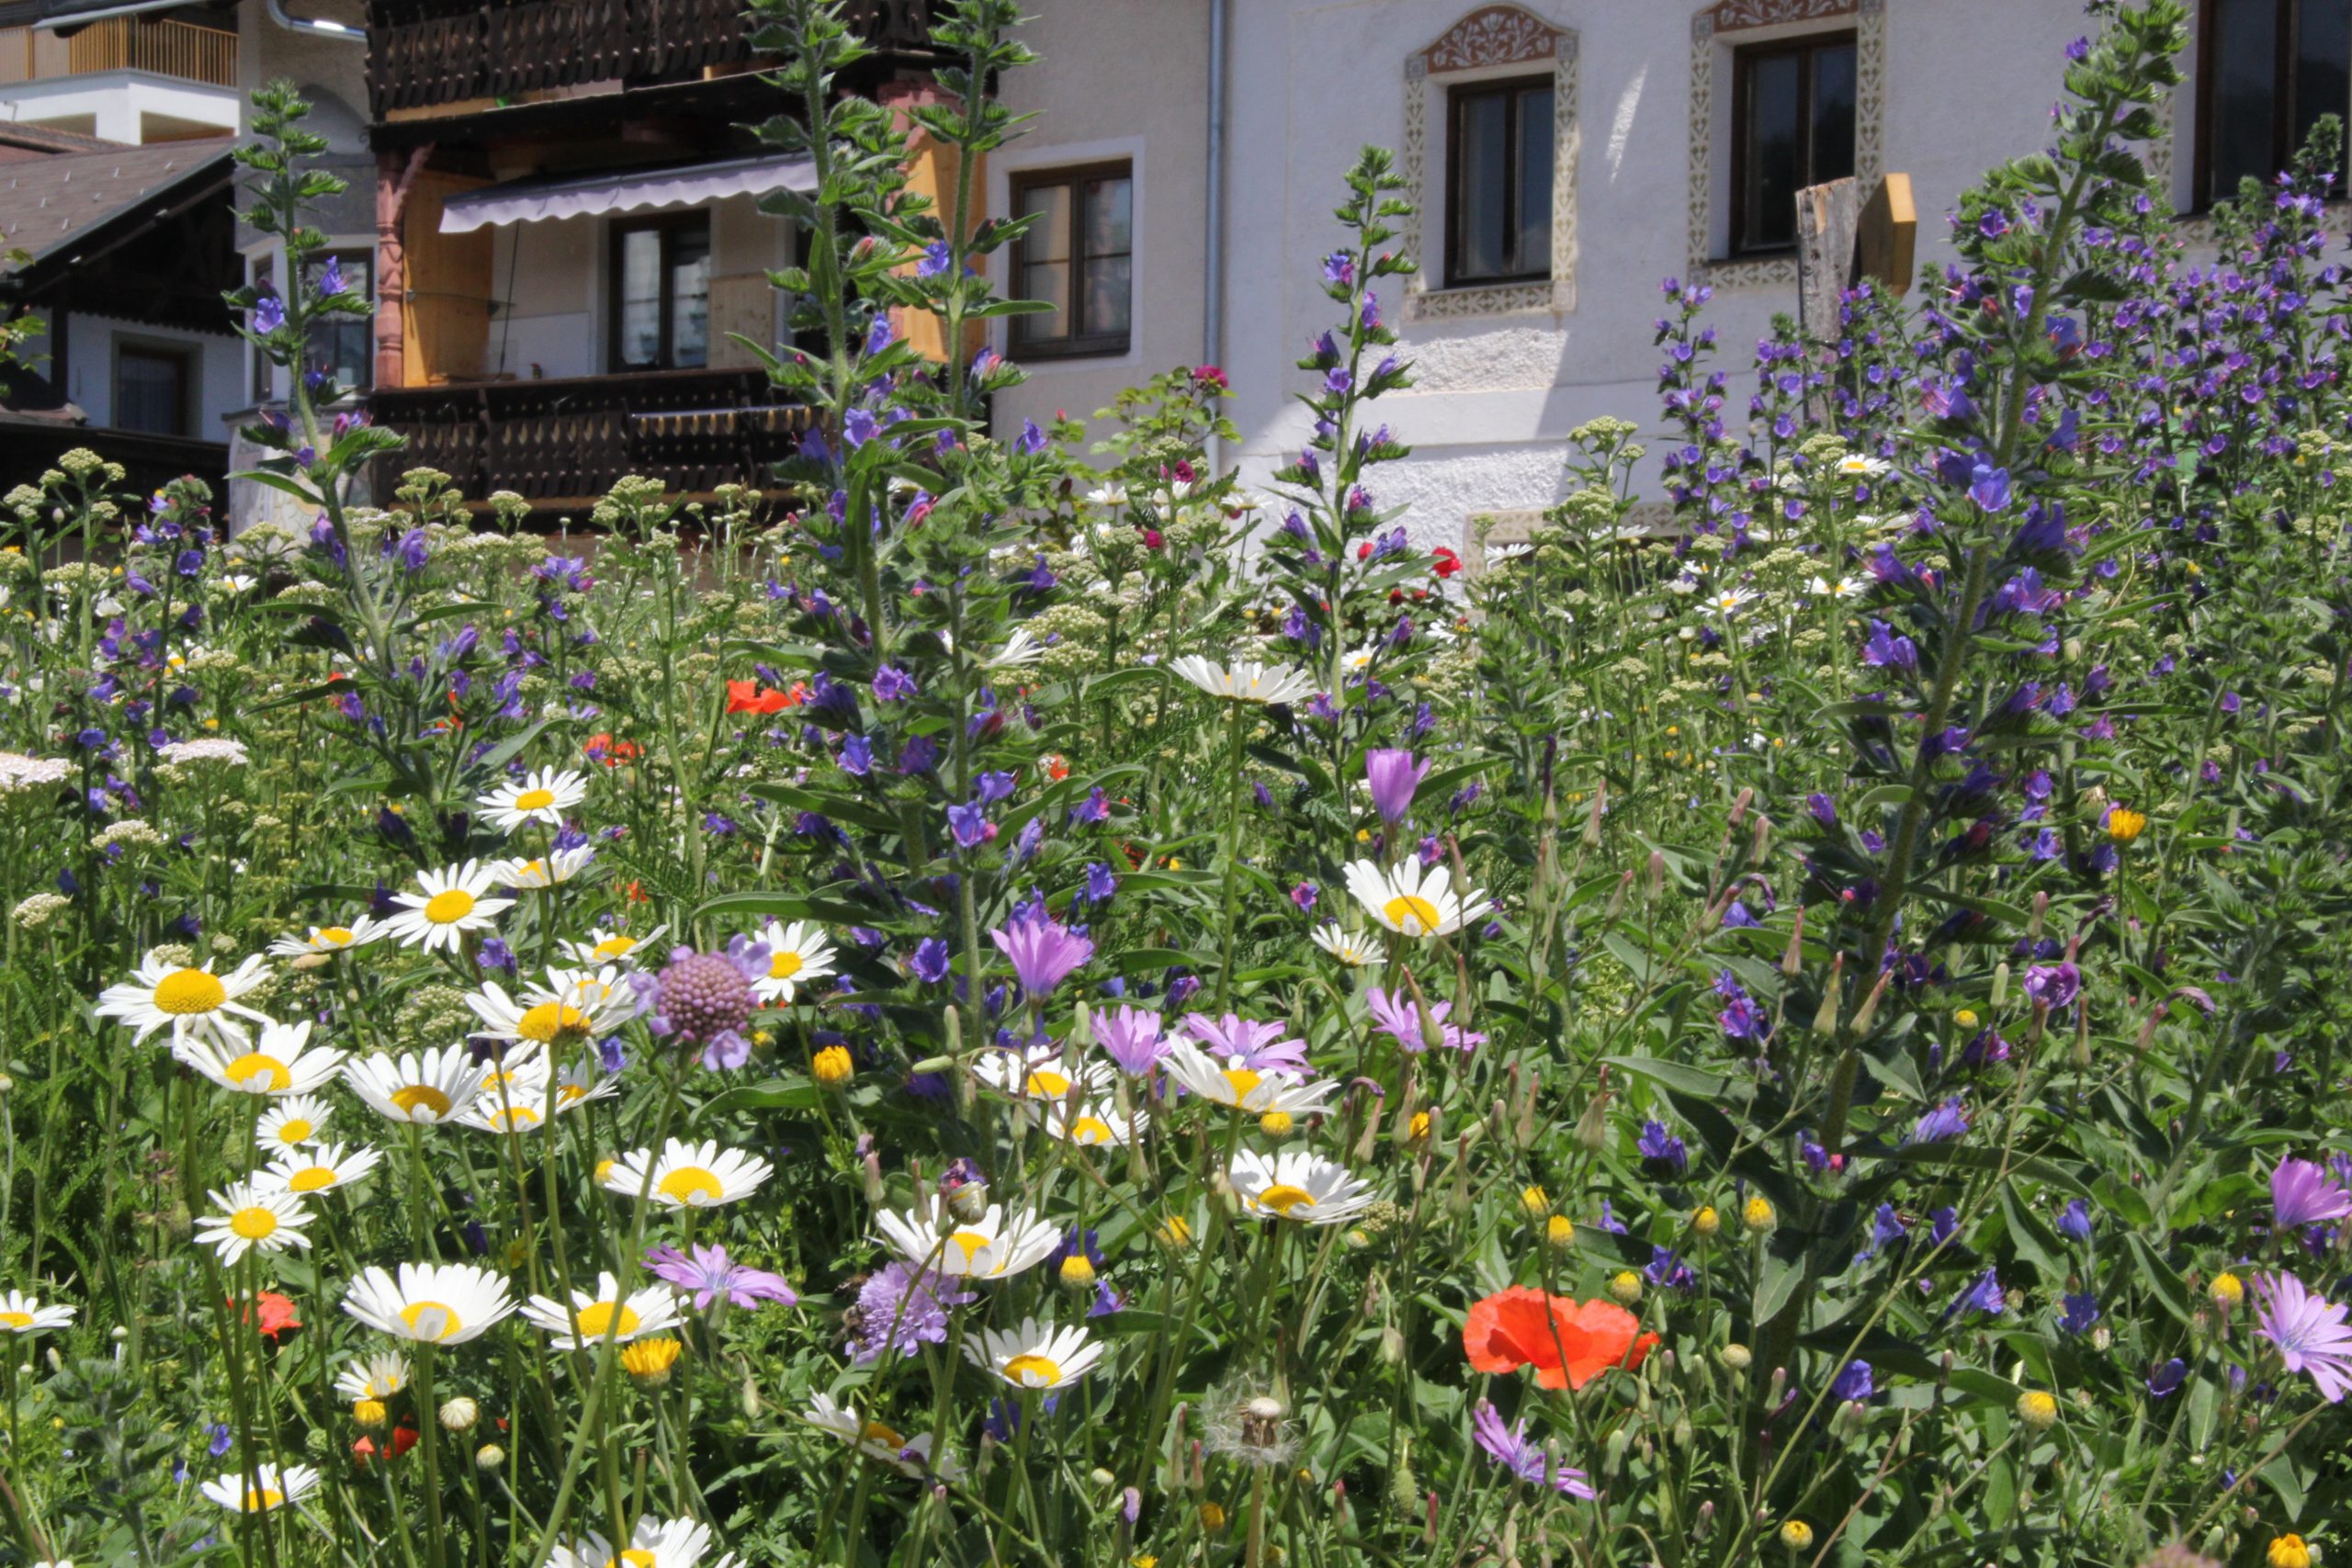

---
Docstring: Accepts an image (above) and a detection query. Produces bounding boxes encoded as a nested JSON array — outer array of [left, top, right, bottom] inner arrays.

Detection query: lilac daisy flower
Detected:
[[2271, 1156, 2352, 1230], [1093, 1004, 1169, 1075], [1469, 1401, 1596, 1498], [2255, 1271, 2352, 1402], [1363, 987, 1487, 1055], [644, 1242, 798, 1312], [1179, 1011, 1308, 1070], [990, 914, 1094, 995], [1364, 748, 1431, 825]]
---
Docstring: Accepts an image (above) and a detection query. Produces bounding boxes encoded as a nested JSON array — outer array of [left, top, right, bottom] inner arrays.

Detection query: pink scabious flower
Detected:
[[644, 1242, 797, 1312], [1180, 1011, 1308, 1071], [1093, 1004, 1169, 1076], [1363, 987, 1487, 1054], [2254, 1271, 2352, 1403], [989, 915, 1094, 997], [1470, 1400, 1596, 1498], [2270, 1156, 2352, 1230], [649, 936, 767, 1069]]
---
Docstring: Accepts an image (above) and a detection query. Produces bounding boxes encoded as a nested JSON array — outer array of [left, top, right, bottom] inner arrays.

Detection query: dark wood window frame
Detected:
[[1443, 73, 1555, 288], [2194, 0, 2352, 211], [1728, 28, 1859, 258], [112, 336, 194, 437], [1010, 160, 1134, 361], [606, 211, 713, 373], [303, 247, 375, 394]]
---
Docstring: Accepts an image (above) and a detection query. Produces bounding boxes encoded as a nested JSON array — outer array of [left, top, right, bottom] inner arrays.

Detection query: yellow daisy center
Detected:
[[573, 1302, 640, 1338], [1257, 1183, 1316, 1215], [423, 889, 477, 924], [391, 1084, 453, 1117], [277, 1118, 313, 1143], [1023, 1068, 1072, 1098], [949, 1230, 994, 1266], [557, 1083, 589, 1104], [1219, 1066, 1262, 1102], [243, 1486, 285, 1510], [485, 1107, 540, 1131], [225, 1053, 292, 1091], [229, 1206, 280, 1241], [616, 1551, 660, 1568], [592, 936, 635, 959], [512, 787, 557, 811], [1069, 1116, 1114, 1144], [315, 926, 353, 946], [516, 1002, 589, 1042], [769, 950, 804, 979], [399, 1300, 462, 1340], [860, 1419, 907, 1448], [1002, 1352, 1065, 1386], [657, 1166, 724, 1204], [153, 967, 228, 1014], [285, 1168, 337, 1193], [0, 1310, 34, 1328], [1383, 894, 1442, 933]]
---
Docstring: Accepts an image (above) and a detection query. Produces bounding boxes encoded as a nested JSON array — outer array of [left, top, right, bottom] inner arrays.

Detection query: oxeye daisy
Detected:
[[523, 1271, 683, 1349], [1044, 1098, 1136, 1148], [1227, 1148, 1375, 1226], [383, 861, 514, 952], [267, 916, 384, 956], [558, 924, 667, 968], [875, 1195, 1059, 1280], [543, 1518, 717, 1568], [601, 1138, 773, 1210], [345, 1044, 490, 1126], [194, 1180, 314, 1265], [198, 1461, 320, 1514], [1310, 924, 1385, 967], [0, 1290, 74, 1334], [334, 1350, 411, 1402], [175, 1020, 345, 1097], [972, 1043, 1111, 1103], [464, 966, 633, 1047], [1342, 858, 1486, 939], [496, 845, 598, 889], [255, 1095, 332, 1153], [1170, 653, 1317, 706], [747, 919, 837, 1005], [95, 950, 273, 1047], [965, 1318, 1104, 1390], [477, 767, 588, 833], [802, 1393, 965, 1480], [1705, 586, 1759, 616], [343, 1261, 517, 1345], [1159, 1035, 1339, 1116], [257, 1142, 382, 1198]]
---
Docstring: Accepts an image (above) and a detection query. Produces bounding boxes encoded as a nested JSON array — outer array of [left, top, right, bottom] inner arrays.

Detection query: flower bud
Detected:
[[1544, 1213, 1576, 1251], [1607, 1270, 1643, 1306], [1992, 961, 2011, 1009], [1059, 1253, 1097, 1291], [1779, 1519, 1814, 1551], [437, 1396, 478, 1432], [1573, 1092, 1611, 1152], [353, 1399, 388, 1430], [475, 1443, 505, 1472], [1811, 953, 1844, 1035], [2015, 1390, 2058, 1430], [1692, 1204, 1721, 1237], [1721, 1344, 1752, 1371], [812, 1045, 854, 1088], [1259, 1110, 1295, 1140], [1742, 1194, 1776, 1233], [1520, 1184, 1551, 1218]]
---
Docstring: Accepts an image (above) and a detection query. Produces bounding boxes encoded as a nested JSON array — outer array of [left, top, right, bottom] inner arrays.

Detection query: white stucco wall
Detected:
[[51, 310, 242, 434], [0, 72, 238, 143]]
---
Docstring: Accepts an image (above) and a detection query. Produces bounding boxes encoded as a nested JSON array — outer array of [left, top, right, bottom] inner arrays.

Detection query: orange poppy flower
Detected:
[[233, 1290, 302, 1340], [727, 679, 794, 716], [1464, 1286, 1657, 1390], [584, 733, 639, 766]]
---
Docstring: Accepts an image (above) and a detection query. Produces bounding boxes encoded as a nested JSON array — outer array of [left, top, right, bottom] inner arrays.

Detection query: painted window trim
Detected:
[[1008, 159, 1136, 361]]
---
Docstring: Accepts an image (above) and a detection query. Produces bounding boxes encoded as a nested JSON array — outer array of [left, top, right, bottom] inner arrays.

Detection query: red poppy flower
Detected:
[[1431, 546, 1464, 579], [1044, 754, 1070, 783], [232, 1291, 302, 1340], [727, 679, 793, 716], [1464, 1287, 1658, 1390], [584, 733, 639, 766]]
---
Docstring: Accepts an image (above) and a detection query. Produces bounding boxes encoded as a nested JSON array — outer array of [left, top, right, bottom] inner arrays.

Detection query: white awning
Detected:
[[438, 153, 817, 233]]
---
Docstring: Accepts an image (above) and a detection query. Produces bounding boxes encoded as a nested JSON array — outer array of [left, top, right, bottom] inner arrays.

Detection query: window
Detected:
[[250, 254, 274, 402], [2199, 0, 2350, 208], [303, 249, 373, 393], [1011, 163, 1132, 358], [1730, 32, 1857, 255], [116, 343, 189, 436], [1445, 76, 1553, 287], [609, 215, 712, 371]]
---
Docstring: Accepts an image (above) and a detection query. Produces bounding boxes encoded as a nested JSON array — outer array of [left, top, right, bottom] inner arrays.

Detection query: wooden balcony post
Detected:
[[879, 77, 986, 366], [375, 147, 434, 391]]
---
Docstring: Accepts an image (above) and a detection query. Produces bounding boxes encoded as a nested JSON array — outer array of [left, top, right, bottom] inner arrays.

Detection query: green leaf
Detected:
[[694, 891, 877, 927], [2124, 1233, 2195, 1325], [1751, 1230, 1810, 1327], [1602, 1054, 1749, 1107]]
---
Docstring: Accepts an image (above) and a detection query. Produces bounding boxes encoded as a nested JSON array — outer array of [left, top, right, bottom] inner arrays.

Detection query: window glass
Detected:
[[2210, 0, 2278, 197], [669, 225, 710, 369], [1812, 43, 1858, 183], [1012, 165, 1133, 356], [117, 346, 186, 435], [1516, 86, 1555, 274], [1741, 51, 1804, 251], [2294, 0, 2351, 185], [1455, 90, 1510, 280], [617, 228, 664, 368]]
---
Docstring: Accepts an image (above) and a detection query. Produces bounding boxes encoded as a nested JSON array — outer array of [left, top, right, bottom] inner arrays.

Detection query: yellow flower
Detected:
[[1519, 1185, 1551, 1218], [1544, 1214, 1575, 1249], [2269, 1535, 2312, 1568], [2107, 807, 2147, 844], [1778, 1520, 1814, 1550], [2211, 1271, 2245, 1307], [1743, 1195, 1777, 1233], [1059, 1252, 1097, 1290], [2015, 1390, 2058, 1429], [352, 1398, 388, 1429], [1158, 1214, 1193, 1249], [621, 1336, 683, 1387], [1198, 1502, 1227, 1533], [1954, 1009, 1980, 1028], [1259, 1110, 1295, 1139], [1403, 1110, 1432, 1149], [1608, 1270, 1643, 1305], [812, 1045, 854, 1089], [1691, 1204, 1721, 1236]]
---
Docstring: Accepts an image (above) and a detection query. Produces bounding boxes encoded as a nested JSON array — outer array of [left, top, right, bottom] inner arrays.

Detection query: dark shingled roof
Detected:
[[0, 137, 232, 279], [0, 122, 127, 156]]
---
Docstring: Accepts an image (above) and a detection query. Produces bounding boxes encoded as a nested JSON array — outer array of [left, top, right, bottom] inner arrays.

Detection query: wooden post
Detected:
[[374, 146, 434, 391], [1794, 175, 1861, 344]]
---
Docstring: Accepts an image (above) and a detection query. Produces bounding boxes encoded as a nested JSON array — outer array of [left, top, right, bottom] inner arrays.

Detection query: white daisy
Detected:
[[986, 627, 1046, 670], [1043, 1098, 1136, 1148], [0, 1290, 74, 1334], [802, 1393, 965, 1480], [342, 1261, 517, 1345], [255, 1095, 333, 1153], [194, 1180, 314, 1265], [544, 1518, 716, 1568], [522, 1271, 683, 1349], [1838, 453, 1891, 478], [747, 919, 836, 1006], [1340, 644, 1378, 676], [175, 1021, 345, 1097], [875, 1195, 1059, 1280], [1342, 858, 1486, 939], [601, 1138, 773, 1210], [219, 572, 259, 594], [382, 862, 514, 953], [1169, 654, 1317, 706], [965, 1317, 1104, 1389], [1083, 482, 1129, 509], [477, 767, 588, 834], [972, 1043, 1111, 1103], [334, 1350, 411, 1402], [1227, 1147, 1376, 1226], [1310, 925, 1385, 967], [257, 1142, 382, 1198], [198, 1461, 319, 1514], [464, 966, 633, 1046], [1159, 1035, 1340, 1117], [1806, 573, 1868, 600], [267, 916, 384, 956], [344, 1044, 489, 1126], [94, 951, 273, 1047], [495, 846, 597, 888], [558, 925, 668, 967]]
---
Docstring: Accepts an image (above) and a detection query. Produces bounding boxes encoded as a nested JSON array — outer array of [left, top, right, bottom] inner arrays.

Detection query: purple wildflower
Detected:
[[1469, 1401, 1596, 1498], [2272, 1157, 2352, 1229], [1364, 748, 1430, 825], [644, 1242, 798, 1312], [2255, 1271, 2352, 1402], [990, 914, 1094, 996], [650, 939, 765, 1069], [1363, 987, 1486, 1055], [1180, 1011, 1308, 1070], [1094, 1005, 1168, 1075], [850, 1262, 974, 1364]]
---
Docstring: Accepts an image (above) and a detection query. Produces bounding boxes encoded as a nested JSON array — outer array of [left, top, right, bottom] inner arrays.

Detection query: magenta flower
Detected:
[[1179, 1011, 1308, 1070], [990, 915, 1094, 996], [1470, 1400, 1596, 1497], [1364, 748, 1430, 825], [649, 936, 766, 1069], [1093, 1004, 1169, 1076], [1363, 987, 1486, 1054], [2254, 1271, 2352, 1403], [2270, 1156, 2352, 1230], [850, 1261, 973, 1363], [644, 1242, 798, 1312]]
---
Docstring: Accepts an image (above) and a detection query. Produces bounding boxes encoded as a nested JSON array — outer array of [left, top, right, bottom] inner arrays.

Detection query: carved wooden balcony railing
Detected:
[[368, 367, 812, 505], [366, 0, 938, 118]]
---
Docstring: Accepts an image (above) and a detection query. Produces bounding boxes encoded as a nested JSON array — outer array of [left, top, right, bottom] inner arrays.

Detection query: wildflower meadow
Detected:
[[3, 1, 2350, 1563]]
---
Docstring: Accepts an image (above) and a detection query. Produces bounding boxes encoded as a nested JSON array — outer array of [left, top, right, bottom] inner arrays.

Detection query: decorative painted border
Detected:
[[1401, 5, 1581, 321], [1685, 0, 1885, 289]]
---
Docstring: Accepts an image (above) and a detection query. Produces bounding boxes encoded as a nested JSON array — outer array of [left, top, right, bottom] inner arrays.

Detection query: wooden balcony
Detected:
[[0, 17, 237, 87], [368, 367, 812, 508], [366, 0, 938, 118]]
